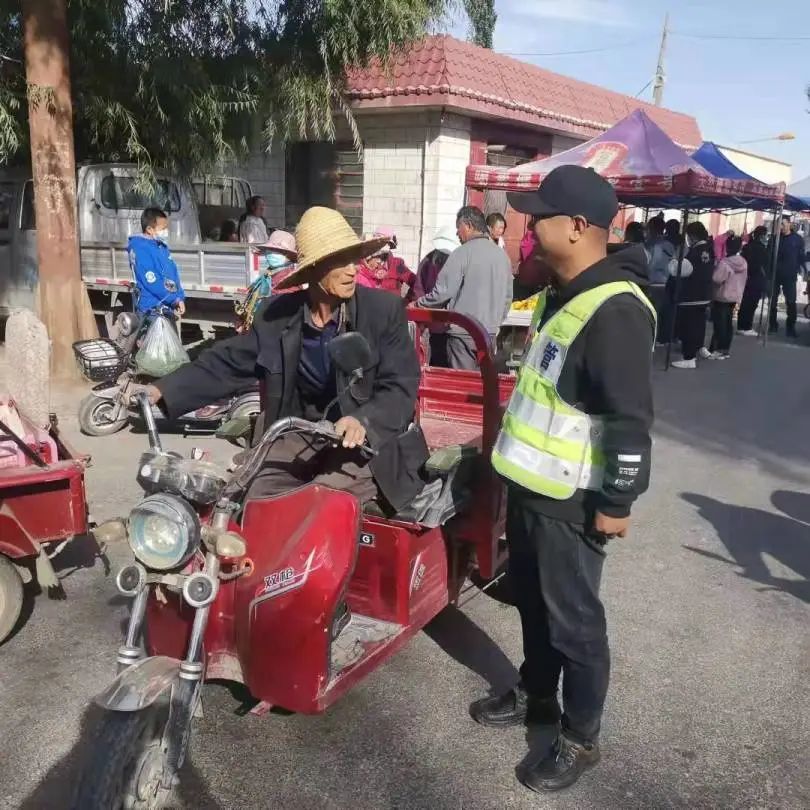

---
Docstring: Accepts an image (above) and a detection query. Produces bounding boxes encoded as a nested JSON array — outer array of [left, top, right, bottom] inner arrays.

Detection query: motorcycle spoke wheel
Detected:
[[78, 395, 128, 437]]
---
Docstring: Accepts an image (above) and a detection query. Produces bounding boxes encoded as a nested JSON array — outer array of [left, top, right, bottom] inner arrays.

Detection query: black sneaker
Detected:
[[519, 735, 601, 792], [470, 684, 560, 728], [787, 328, 798, 339]]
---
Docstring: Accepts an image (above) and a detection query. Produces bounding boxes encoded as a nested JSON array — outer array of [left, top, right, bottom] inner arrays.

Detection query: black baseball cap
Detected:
[[507, 165, 619, 230]]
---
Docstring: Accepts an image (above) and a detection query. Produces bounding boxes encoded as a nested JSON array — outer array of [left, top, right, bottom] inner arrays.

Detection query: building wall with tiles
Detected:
[[227, 148, 285, 227], [358, 111, 471, 268], [228, 111, 473, 268]]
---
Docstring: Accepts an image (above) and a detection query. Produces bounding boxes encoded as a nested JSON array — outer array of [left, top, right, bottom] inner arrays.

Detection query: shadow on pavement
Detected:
[[52, 532, 111, 580], [2, 533, 110, 645], [682, 491, 810, 604], [424, 604, 518, 694], [20, 704, 221, 810], [652, 334, 810, 481]]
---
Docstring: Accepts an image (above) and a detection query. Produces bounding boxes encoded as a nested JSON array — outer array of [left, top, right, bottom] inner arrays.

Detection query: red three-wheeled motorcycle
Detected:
[[74, 310, 516, 808]]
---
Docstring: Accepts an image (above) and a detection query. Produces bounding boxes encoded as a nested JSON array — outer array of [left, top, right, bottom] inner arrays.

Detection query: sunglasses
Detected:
[[529, 213, 590, 228]]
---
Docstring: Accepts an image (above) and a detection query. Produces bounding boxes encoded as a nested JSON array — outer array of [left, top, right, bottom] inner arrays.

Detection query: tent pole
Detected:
[[665, 209, 690, 370], [761, 206, 784, 346]]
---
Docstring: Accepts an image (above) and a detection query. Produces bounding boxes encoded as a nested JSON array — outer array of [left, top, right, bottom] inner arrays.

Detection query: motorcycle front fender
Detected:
[[93, 655, 181, 712], [90, 382, 122, 399]]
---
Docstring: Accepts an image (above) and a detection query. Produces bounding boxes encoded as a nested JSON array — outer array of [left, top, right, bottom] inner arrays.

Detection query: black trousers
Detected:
[[507, 492, 609, 745], [737, 281, 764, 331], [768, 275, 797, 330], [710, 301, 735, 354], [676, 304, 708, 361]]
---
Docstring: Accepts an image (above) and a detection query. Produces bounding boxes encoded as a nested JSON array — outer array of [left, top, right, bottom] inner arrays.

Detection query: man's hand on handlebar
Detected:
[[142, 385, 163, 406], [333, 416, 366, 449], [175, 300, 186, 317]]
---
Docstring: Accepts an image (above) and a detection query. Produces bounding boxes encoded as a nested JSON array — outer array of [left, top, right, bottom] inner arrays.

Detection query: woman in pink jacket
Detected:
[[709, 235, 747, 359]]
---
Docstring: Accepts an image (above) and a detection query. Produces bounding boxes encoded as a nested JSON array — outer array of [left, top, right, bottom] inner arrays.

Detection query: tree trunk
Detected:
[[22, 0, 96, 379]]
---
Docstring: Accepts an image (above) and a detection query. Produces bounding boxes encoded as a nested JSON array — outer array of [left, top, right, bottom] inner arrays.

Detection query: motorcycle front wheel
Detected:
[[73, 706, 174, 810], [78, 393, 129, 437]]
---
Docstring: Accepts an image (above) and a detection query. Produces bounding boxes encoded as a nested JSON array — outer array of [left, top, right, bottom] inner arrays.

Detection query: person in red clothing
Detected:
[[356, 228, 418, 301]]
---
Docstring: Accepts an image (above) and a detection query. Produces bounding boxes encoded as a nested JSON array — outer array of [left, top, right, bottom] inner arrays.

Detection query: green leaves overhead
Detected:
[[0, 0, 481, 177]]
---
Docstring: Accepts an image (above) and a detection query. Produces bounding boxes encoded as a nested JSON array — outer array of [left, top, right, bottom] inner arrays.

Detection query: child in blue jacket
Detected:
[[128, 207, 186, 315]]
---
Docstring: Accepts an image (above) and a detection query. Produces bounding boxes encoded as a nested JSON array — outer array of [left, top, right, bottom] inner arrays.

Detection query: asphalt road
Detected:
[[1, 326, 809, 810]]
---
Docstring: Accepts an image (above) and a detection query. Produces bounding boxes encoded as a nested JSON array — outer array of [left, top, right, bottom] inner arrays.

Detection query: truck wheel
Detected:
[[73, 707, 174, 810], [78, 394, 128, 437], [0, 556, 24, 644]]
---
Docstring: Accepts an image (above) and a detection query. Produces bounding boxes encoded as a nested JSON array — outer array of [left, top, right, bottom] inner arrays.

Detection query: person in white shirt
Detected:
[[239, 196, 269, 244], [487, 212, 507, 249]]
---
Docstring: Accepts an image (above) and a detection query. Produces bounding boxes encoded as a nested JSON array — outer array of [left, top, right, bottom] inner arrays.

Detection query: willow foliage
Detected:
[[0, 0, 496, 178]]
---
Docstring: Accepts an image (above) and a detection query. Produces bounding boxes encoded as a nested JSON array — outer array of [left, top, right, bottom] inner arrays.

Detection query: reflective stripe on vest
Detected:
[[493, 280, 655, 499]]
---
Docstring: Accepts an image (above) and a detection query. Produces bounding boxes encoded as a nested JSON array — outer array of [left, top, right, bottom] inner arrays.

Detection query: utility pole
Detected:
[[22, 0, 96, 379], [653, 12, 669, 107]]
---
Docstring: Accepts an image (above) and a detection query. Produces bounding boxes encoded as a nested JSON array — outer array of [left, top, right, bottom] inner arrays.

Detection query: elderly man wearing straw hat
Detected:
[[145, 207, 429, 510]]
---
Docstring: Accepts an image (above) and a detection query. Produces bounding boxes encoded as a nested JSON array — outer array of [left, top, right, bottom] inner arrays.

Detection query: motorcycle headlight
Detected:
[[128, 494, 200, 570]]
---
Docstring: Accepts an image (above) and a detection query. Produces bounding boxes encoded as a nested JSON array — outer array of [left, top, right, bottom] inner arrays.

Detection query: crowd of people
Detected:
[[621, 212, 807, 369]]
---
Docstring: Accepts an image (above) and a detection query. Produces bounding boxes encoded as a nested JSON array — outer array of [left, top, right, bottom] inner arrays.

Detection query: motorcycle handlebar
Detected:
[[225, 416, 377, 499], [135, 391, 163, 454]]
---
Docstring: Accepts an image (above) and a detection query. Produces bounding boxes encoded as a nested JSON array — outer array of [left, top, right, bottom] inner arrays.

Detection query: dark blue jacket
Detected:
[[774, 232, 806, 279], [127, 235, 185, 313]]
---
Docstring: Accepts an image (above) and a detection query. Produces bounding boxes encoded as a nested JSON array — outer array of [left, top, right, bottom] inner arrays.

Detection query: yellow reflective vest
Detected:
[[492, 281, 656, 500]]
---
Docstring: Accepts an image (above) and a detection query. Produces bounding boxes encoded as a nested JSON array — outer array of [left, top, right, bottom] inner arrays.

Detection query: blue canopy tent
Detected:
[[692, 141, 807, 212]]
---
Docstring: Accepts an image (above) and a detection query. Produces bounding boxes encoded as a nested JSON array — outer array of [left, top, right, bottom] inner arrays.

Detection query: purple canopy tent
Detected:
[[466, 110, 785, 209]]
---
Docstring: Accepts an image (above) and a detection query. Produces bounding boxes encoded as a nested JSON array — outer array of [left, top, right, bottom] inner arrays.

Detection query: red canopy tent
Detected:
[[465, 110, 785, 208]]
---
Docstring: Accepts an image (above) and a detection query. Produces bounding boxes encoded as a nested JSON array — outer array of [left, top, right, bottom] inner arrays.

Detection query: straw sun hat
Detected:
[[275, 207, 389, 290]]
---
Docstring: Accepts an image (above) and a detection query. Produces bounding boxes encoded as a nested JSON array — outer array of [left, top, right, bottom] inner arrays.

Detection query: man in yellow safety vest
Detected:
[[470, 166, 656, 793]]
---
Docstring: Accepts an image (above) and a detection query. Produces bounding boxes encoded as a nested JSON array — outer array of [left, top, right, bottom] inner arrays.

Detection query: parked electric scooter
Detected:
[[73, 318, 512, 809], [73, 309, 260, 440]]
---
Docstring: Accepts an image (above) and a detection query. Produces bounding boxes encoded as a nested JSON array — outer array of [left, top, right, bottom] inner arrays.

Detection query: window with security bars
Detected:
[[286, 143, 363, 233]]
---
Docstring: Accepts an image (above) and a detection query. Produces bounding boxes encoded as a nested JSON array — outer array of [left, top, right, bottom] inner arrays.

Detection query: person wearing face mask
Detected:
[[143, 206, 428, 510], [737, 225, 770, 336], [127, 207, 186, 317], [235, 230, 298, 332]]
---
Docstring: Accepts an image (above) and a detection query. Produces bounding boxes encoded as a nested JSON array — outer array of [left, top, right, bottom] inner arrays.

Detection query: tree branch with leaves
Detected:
[[0, 0, 472, 179]]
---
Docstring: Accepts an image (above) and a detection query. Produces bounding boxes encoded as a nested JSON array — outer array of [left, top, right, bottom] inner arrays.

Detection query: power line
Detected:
[[672, 32, 810, 42], [499, 40, 641, 58], [499, 32, 810, 60], [634, 78, 653, 99]]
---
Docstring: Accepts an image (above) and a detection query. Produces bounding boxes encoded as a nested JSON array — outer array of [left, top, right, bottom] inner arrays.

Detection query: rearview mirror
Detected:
[[328, 332, 372, 377]]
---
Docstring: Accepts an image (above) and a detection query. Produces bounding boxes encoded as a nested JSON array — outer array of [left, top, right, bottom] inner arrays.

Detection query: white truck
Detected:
[[0, 164, 261, 336]]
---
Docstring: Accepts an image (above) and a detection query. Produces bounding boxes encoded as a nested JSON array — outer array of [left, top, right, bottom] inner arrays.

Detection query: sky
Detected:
[[444, 0, 810, 183]]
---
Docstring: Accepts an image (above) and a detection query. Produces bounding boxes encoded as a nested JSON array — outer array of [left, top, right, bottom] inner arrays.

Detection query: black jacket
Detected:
[[741, 238, 769, 291], [156, 286, 429, 511], [670, 240, 714, 304], [773, 231, 806, 279], [514, 244, 655, 525]]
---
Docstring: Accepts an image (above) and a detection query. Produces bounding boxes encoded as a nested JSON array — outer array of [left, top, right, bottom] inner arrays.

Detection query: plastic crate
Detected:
[[72, 339, 128, 382]]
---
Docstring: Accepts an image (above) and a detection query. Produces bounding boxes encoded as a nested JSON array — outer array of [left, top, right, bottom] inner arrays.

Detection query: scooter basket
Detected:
[[72, 339, 128, 382]]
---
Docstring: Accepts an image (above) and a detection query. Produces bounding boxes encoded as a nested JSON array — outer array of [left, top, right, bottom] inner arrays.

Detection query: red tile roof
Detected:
[[345, 35, 702, 148]]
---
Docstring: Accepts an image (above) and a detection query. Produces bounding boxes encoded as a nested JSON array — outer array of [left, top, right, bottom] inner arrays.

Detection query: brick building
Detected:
[[235, 35, 701, 268]]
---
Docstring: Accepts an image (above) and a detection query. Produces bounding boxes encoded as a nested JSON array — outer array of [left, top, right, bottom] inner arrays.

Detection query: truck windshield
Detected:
[[100, 175, 181, 212]]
